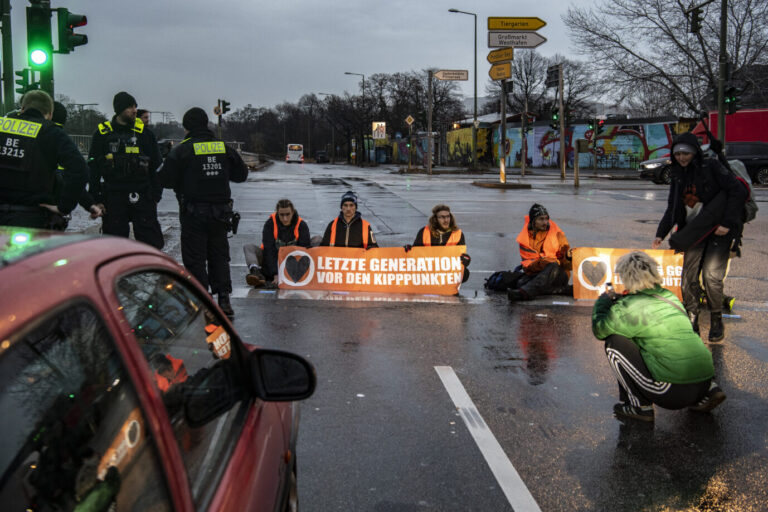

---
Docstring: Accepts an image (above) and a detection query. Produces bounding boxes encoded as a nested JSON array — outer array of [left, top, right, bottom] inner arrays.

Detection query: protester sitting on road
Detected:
[[409, 204, 470, 283], [320, 190, 378, 249], [244, 198, 311, 288], [507, 203, 573, 301], [592, 251, 726, 423]]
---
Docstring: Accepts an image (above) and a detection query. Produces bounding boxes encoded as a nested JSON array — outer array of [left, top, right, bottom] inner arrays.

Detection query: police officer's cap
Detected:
[[113, 91, 137, 114]]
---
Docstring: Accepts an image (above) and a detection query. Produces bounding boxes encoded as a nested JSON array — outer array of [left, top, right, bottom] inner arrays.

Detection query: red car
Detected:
[[0, 228, 315, 511]]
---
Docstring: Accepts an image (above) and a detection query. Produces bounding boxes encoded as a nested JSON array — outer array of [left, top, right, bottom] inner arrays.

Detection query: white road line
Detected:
[[435, 366, 542, 512]]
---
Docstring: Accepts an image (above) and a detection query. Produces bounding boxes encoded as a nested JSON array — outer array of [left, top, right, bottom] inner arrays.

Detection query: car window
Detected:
[[727, 144, 750, 157], [0, 302, 172, 512], [115, 271, 250, 508]]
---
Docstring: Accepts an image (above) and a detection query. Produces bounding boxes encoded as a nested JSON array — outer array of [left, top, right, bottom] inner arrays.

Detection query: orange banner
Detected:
[[277, 246, 466, 295], [573, 247, 684, 300]]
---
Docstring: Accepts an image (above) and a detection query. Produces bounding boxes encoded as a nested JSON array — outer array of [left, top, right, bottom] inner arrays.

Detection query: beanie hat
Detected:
[[113, 91, 137, 114], [52, 101, 67, 127], [182, 107, 209, 131], [528, 203, 549, 230], [340, 190, 358, 208]]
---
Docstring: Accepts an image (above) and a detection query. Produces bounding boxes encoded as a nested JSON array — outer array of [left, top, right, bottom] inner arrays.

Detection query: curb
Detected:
[[471, 180, 532, 189]]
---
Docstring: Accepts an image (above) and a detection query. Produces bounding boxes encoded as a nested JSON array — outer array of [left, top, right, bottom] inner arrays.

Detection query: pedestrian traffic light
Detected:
[[587, 119, 595, 131], [549, 107, 559, 130], [724, 86, 742, 114], [689, 8, 702, 34], [221, 100, 231, 115], [14, 69, 31, 95], [56, 8, 87, 54], [597, 119, 606, 135], [26, 4, 53, 70]]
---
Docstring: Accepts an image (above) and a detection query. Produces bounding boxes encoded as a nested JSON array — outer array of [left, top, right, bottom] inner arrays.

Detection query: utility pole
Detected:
[[499, 79, 507, 183], [717, 0, 727, 144], [1, 0, 14, 114], [558, 63, 565, 179], [521, 96, 528, 177], [427, 70, 433, 175]]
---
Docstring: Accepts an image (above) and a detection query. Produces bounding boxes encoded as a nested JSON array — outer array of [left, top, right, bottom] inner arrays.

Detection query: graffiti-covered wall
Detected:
[[489, 120, 677, 169], [446, 127, 491, 165]]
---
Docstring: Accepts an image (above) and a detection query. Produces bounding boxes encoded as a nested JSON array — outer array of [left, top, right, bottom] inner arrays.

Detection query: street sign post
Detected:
[[487, 17, 546, 31], [488, 31, 547, 48], [434, 69, 469, 81], [487, 47, 514, 64], [489, 62, 512, 81]]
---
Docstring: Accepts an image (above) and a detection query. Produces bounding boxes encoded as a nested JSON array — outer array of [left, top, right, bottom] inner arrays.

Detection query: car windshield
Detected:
[[288, 144, 303, 151]]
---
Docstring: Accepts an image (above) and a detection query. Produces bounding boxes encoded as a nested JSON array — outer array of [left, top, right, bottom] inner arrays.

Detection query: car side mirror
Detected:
[[248, 349, 316, 401]]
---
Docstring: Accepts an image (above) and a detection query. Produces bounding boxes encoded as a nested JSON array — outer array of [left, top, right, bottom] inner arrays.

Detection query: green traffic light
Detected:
[[30, 49, 48, 65]]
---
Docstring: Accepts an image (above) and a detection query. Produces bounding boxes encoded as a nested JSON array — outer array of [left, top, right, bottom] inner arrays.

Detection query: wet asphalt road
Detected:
[[72, 161, 768, 511]]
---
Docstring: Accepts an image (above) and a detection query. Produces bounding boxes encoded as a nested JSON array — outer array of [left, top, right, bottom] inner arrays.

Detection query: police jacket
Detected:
[[413, 226, 465, 246], [320, 212, 378, 248], [656, 133, 747, 241], [88, 116, 162, 202], [262, 211, 311, 279], [592, 285, 714, 384], [158, 129, 247, 204], [0, 109, 87, 213]]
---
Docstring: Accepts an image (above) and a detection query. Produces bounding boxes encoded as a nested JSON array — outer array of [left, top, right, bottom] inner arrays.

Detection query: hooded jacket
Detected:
[[656, 132, 747, 241], [516, 215, 571, 275]]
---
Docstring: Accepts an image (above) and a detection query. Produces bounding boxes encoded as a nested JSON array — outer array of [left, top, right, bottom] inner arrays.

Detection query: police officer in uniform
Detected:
[[0, 90, 87, 228], [158, 107, 248, 318], [88, 91, 163, 248]]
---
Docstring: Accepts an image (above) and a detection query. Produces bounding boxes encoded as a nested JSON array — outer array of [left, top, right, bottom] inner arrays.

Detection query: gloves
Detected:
[[460, 253, 471, 267], [403, 244, 413, 252]]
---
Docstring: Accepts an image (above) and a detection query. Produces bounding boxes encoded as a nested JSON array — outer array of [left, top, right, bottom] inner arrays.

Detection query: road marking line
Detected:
[[435, 366, 542, 512]]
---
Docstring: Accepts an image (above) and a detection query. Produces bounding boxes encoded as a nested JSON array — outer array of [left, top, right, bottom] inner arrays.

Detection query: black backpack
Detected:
[[484, 269, 523, 291]]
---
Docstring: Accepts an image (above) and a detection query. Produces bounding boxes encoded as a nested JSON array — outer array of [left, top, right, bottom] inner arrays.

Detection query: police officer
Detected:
[[0, 90, 87, 228], [158, 107, 248, 318], [88, 91, 163, 248]]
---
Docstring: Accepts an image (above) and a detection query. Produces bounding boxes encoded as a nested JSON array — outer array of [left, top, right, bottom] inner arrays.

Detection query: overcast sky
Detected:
[[9, 0, 591, 122]]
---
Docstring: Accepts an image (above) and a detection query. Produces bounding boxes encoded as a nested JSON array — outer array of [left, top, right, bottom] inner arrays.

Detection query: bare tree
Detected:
[[484, 50, 549, 116], [564, 0, 768, 115]]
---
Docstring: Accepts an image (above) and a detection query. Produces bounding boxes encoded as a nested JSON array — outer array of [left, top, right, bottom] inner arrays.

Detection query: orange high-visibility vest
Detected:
[[516, 215, 564, 269], [422, 226, 462, 246], [261, 213, 303, 250], [330, 217, 370, 249], [154, 354, 188, 392]]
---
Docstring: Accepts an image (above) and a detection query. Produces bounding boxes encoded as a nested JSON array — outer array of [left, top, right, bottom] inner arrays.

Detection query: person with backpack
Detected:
[[652, 132, 747, 342]]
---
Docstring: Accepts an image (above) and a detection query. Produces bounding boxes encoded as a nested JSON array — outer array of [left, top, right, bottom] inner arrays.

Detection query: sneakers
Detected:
[[689, 384, 726, 413], [246, 267, 266, 287], [708, 312, 724, 342], [218, 294, 235, 318], [613, 402, 655, 423], [507, 288, 532, 301]]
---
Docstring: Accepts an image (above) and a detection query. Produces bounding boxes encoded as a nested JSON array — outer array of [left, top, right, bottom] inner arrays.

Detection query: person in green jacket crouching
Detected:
[[592, 251, 726, 423]]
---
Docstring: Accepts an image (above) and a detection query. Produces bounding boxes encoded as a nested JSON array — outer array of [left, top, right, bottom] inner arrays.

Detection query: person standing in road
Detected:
[[320, 190, 378, 248], [244, 199, 311, 288], [652, 132, 746, 342], [158, 107, 248, 318], [592, 251, 726, 423], [0, 90, 88, 229], [88, 91, 164, 249], [507, 203, 573, 301], [410, 204, 471, 283]]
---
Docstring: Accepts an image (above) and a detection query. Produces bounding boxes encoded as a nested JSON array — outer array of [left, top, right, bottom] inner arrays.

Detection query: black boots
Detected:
[[218, 293, 234, 318], [709, 312, 724, 342], [687, 311, 700, 334]]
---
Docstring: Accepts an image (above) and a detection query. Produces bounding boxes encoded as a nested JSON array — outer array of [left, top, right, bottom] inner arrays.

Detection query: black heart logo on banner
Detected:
[[285, 256, 311, 282], [583, 260, 607, 286]]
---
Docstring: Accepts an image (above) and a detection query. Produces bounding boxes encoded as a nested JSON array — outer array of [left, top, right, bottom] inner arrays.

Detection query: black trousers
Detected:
[[0, 205, 50, 229], [515, 262, 569, 297], [180, 205, 232, 295], [102, 190, 164, 249], [604, 334, 710, 409], [681, 234, 733, 314]]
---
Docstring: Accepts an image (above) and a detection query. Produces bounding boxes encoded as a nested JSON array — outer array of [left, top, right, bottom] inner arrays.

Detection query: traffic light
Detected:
[[724, 86, 742, 114], [221, 100, 231, 115], [56, 8, 87, 54], [15, 69, 31, 95], [587, 119, 595, 131], [26, 4, 53, 70], [597, 119, 606, 135], [689, 8, 702, 34], [549, 107, 559, 130]]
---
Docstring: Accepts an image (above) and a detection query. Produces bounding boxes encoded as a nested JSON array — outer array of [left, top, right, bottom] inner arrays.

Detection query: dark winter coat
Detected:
[[262, 212, 311, 279]]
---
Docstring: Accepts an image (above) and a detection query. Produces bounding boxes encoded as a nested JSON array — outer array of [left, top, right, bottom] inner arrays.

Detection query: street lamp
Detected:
[[319, 92, 336, 163], [449, 8, 477, 170], [345, 71, 366, 165]]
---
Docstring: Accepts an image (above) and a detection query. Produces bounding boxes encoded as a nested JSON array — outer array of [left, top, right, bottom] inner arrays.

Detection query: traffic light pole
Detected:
[[1, 0, 14, 113], [717, 0, 727, 144], [521, 95, 528, 177]]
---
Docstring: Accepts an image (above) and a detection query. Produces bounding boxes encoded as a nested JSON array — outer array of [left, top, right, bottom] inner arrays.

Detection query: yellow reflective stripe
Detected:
[[0, 117, 42, 138], [133, 118, 144, 133], [125, 146, 140, 153], [193, 141, 226, 155], [98, 121, 112, 134]]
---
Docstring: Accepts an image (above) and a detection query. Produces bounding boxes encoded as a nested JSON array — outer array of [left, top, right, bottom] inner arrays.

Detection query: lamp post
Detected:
[[344, 71, 366, 165], [319, 92, 336, 163], [448, 8, 477, 170]]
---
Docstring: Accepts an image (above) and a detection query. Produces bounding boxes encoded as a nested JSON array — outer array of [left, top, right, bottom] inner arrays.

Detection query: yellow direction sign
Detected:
[[487, 47, 514, 64], [489, 62, 512, 81], [488, 17, 546, 31]]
